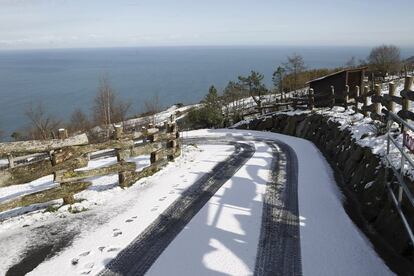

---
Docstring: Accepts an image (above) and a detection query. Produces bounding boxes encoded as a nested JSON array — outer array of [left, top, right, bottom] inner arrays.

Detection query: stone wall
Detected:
[[236, 112, 414, 273]]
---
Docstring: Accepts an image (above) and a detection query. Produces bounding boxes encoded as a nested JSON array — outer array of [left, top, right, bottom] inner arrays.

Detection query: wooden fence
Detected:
[[248, 76, 414, 123], [0, 115, 181, 213]]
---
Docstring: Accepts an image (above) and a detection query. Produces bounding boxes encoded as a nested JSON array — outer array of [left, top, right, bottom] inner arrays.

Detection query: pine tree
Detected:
[[238, 71, 268, 115]]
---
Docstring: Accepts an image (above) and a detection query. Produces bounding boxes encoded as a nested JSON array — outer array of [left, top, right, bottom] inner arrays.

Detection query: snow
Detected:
[[147, 141, 271, 275], [0, 154, 151, 212], [123, 104, 198, 128], [25, 144, 235, 276], [0, 129, 393, 275], [182, 129, 393, 276]]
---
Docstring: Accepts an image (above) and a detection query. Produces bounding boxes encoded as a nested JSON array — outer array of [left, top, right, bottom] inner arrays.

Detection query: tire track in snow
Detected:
[[254, 140, 302, 276], [99, 142, 255, 276]]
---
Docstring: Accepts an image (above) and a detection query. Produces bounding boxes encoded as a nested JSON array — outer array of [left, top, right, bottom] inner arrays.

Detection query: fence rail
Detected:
[[384, 110, 414, 245], [0, 115, 181, 213]]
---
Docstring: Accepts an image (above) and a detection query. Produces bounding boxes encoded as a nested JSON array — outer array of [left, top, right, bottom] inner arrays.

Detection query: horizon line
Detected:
[[2, 44, 414, 52]]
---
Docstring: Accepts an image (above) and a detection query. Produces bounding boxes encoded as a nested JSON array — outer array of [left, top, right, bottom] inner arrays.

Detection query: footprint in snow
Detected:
[[169, 190, 175, 194], [151, 206, 159, 212], [125, 219, 134, 223], [107, 247, 120, 252], [84, 263, 94, 269], [81, 270, 91, 275], [79, 251, 90, 257], [158, 196, 167, 201], [113, 229, 122, 237], [98, 246, 105, 252]]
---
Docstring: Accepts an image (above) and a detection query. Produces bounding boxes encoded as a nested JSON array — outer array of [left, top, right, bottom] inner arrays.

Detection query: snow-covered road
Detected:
[[0, 129, 393, 275], [182, 130, 392, 276]]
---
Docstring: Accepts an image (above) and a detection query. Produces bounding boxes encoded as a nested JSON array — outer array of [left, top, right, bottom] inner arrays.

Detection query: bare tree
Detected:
[[143, 93, 162, 125], [93, 75, 115, 126], [25, 103, 61, 140], [68, 108, 90, 133], [93, 75, 131, 133], [368, 45, 401, 79], [283, 53, 306, 93], [113, 100, 131, 125]]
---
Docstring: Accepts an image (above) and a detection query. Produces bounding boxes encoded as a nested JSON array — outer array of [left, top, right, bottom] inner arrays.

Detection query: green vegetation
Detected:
[[44, 204, 61, 213], [187, 86, 224, 129]]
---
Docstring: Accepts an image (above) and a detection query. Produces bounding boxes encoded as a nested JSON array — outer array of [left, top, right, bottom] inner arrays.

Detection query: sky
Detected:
[[0, 0, 413, 50]]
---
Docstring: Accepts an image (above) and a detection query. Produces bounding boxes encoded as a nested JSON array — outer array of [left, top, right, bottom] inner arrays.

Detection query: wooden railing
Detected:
[[245, 76, 414, 123], [0, 115, 180, 213]]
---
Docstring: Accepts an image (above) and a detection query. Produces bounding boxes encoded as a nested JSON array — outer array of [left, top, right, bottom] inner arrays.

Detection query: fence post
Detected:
[[141, 126, 147, 143], [388, 82, 396, 113], [403, 77, 413, 122], [169, 122, 177, 134], [363, 86, 369, 117], [344, 85, 349, 109], [374, 84, 382, 115], [354, 86, 360, 113], [167, 139, 177, 161], [330, 86, 335, 108], [404, 76, 413, 93], [308, 88, 314, 110], [58, 128, 68, 139], [7, 154, 14, 169], [150, 150, 160, 164], [116, 148, 127, 187], [114, 125, 123, 140], [62, 193, 76, 205]]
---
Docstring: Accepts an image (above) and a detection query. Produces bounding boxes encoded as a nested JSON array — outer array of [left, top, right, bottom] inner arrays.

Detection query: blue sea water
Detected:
[[0, 46, 413, 138]]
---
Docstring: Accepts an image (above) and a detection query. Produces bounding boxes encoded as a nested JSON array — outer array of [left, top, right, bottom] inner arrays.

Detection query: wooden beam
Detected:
[[56, 161, 136, 183], [0, 181, 91, 213], [0, 156, 88, 187], [130, 142, 161, 157], [0, 133, 89, 157], [120, 159, 168, 188]]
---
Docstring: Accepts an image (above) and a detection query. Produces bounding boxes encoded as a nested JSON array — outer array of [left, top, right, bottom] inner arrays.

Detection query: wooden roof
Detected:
[[306, 67, 367, 84]]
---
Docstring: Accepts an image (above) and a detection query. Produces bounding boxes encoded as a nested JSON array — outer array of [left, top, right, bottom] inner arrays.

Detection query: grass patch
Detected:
[[43, 205, 61, 213], [68, 205, 88, 214]]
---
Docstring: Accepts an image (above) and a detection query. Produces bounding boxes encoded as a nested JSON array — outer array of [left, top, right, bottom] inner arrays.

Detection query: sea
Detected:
[[1, 45, 414, 138]]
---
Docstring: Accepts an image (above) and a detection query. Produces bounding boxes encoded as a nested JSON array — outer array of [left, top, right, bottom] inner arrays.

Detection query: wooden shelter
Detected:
[[307, 67, 367, 104]]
